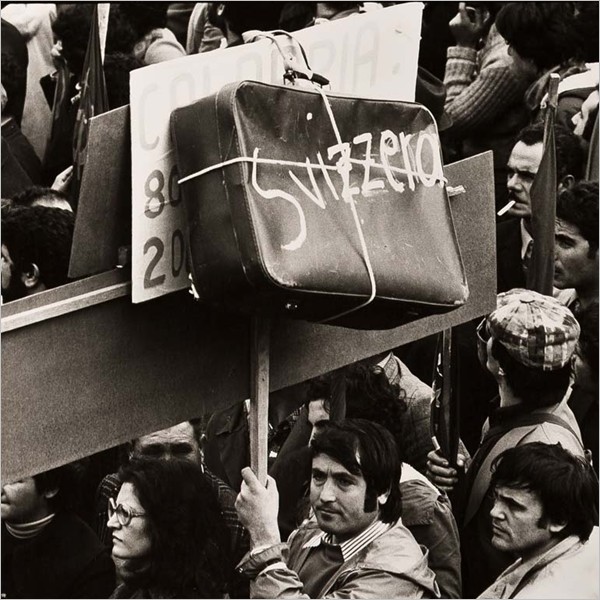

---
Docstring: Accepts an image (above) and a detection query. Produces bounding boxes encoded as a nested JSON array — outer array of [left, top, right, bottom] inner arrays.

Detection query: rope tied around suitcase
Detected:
[[177, 86, 381, 323], [176, 32, 446, 324]]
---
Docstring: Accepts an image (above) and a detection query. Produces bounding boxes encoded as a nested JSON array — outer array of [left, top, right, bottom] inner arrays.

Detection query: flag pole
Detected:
[[97, 4, 110, 64], [526, 73, 560, 295]]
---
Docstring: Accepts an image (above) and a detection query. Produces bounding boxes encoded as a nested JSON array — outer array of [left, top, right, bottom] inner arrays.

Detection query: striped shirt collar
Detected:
[[302, 519, 393, 562]]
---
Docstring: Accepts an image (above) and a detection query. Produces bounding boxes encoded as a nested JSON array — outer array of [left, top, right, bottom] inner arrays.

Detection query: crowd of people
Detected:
[[1, 2, 599, 599]]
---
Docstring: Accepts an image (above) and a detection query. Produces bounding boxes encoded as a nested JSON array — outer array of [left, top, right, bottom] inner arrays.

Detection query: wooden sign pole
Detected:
[[249, 316, 270, 485]]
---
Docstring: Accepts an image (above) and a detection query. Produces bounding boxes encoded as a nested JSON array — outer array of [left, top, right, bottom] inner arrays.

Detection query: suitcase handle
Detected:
[[242, 29, 330, 87]]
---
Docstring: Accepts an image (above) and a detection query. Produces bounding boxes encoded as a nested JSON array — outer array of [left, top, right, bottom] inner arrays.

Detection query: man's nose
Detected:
[[507, 173, 520, 190], [319, 479, 337, 502], [490, 501, 504, 521], [107, 511, 120, 530]]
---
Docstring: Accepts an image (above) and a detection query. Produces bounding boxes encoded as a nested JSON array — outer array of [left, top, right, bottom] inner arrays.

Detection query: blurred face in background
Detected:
[[132, 422, 202, 464], [1, 243, 27, 303], [554, 218, 598, 292], [1, 477, 51, 524]]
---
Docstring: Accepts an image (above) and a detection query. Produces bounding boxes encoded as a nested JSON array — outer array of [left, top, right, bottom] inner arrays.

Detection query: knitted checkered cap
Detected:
[[487, 289, 580, 371]]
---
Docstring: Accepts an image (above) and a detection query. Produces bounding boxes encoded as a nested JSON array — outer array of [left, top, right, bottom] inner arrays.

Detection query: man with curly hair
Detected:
[[1, 204, 74, 302], [554, 181, 599, 315]]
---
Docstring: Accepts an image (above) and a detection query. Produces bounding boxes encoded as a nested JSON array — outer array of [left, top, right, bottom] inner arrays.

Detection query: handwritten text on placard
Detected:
[[131, 3, 424, 302]]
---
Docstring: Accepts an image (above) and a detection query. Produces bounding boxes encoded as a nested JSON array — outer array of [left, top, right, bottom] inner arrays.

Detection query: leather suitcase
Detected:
[[171, 81, 468, 329]]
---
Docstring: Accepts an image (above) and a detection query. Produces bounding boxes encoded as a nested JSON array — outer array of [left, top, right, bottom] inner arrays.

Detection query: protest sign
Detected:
[[130, 3, 423, 302], [172, 81, 466, 329], [2, 151, 495, 482]]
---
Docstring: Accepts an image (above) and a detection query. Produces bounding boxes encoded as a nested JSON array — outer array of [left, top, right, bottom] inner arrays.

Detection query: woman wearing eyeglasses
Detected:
[[108, 457, 231, 598]]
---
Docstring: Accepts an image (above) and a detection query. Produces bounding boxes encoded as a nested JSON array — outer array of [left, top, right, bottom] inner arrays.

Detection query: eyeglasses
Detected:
[[476, 317, 491, 345], [108, 497, 146, 526]]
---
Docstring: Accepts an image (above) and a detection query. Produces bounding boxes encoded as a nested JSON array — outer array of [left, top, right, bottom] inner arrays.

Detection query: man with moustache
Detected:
[[235, 419, 440, 598]]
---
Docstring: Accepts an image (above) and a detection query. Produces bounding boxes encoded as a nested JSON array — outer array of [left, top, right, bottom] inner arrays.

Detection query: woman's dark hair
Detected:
[[490, 340, 571, 406], [491, 442, 598, 542], [305, 363, 407, 456], [496, 2, 579, 71], [310, 419, 403, 523], [344, 363, 407, 455], [118, 458, 230, 597]]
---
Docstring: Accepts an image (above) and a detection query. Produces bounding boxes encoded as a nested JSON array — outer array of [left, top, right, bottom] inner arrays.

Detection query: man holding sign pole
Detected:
[[235, 419, 440, 598]]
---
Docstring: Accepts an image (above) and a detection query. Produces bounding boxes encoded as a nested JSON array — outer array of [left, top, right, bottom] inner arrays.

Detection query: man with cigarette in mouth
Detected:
[[496, 122, 584, 294]]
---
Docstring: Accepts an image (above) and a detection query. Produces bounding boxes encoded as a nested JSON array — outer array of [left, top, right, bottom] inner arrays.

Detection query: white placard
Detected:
[[130, 3, 423, 302]]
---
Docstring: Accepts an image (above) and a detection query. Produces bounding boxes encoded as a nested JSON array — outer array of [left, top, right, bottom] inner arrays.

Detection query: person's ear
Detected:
[[558, 174, 575, 192], [377, 490, 390, 506], [20, 263, 41, 290], [42, 487, 59, 500], [482, 9, 491, 26], [548, 521, 567, 535]]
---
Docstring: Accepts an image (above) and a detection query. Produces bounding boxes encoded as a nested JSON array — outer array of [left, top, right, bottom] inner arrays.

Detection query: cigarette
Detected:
[[497, 200, 516, 216]]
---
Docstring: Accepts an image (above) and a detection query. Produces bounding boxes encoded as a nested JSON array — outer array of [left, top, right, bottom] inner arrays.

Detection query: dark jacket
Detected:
[[496, 218, 525, 294], [1, 512, 115, 598], [2, 118, 42, 184], [568, 384, 599, 476]]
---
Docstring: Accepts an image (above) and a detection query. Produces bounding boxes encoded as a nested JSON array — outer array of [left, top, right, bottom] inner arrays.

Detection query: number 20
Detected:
[[143, 229, 187, 289]]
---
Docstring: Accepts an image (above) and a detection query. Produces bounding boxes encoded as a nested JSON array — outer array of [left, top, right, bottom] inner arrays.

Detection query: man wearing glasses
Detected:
[[427, 288, 587, 597]]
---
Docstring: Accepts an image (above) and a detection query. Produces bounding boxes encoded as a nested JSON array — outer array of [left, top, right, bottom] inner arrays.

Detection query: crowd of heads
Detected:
[[1, 2, 599, 599]]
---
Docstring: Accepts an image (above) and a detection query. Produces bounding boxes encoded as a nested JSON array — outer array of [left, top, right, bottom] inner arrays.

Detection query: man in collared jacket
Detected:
[[427, 289, 587, 596], [235, 419, 440, 598], [480, 443, 598, 599]]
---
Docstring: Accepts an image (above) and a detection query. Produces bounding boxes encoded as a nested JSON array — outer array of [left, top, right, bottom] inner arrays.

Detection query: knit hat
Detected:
[[487, 289, 580, 371]]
